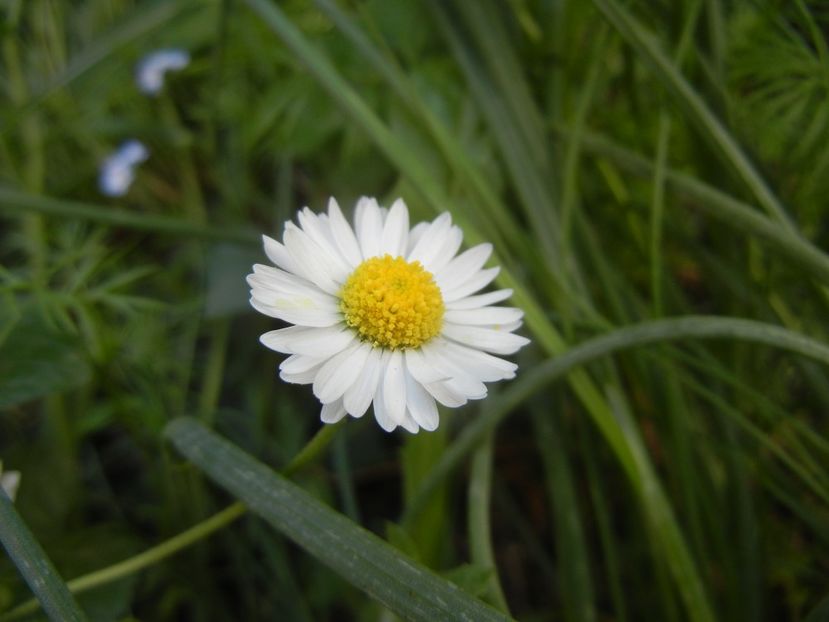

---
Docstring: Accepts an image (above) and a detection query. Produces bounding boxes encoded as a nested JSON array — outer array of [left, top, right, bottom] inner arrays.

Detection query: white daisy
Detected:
[[135, 49, 190, 95], [98, 139, 149, 197], [248, 197, 529, 433]]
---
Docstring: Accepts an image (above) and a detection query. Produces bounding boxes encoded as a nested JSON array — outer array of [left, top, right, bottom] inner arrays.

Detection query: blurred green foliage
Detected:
[[1, 0, 829, 620]]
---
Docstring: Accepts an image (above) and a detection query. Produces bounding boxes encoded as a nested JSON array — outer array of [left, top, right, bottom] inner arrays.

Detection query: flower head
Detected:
[[98, 139, 149, 197], [135, 49, 190, 95], [248, 197, 529, 433]]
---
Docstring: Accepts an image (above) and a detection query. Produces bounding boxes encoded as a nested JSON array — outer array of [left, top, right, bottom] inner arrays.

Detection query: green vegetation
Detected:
[[2, 0, 829, 620]]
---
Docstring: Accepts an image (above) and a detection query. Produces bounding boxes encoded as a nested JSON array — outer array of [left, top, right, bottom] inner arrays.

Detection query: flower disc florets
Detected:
[[339, 255, 444, 349]]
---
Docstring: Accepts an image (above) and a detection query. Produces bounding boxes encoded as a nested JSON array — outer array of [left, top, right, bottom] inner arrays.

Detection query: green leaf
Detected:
[[0, 491, 87, 621], [0, 314, 91, 409], [442, 564, 495, 599], [164, 418, 513, 622]]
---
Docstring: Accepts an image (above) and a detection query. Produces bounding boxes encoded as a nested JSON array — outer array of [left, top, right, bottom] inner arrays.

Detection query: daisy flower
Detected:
[[98, 140, 149, 197], [135, 48, 190, 95], [248, 197, 529, 433]]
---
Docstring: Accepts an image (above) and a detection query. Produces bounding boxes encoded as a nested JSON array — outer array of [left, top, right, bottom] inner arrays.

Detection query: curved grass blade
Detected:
[[164, 418, 513, 622], [0, 490, 87, 622], [404, 315, 829, 522], [591, 0, 793, 230]]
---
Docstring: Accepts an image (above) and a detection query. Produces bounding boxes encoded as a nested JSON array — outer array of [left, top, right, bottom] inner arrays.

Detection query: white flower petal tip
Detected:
[[1, 469, 20, 502], [135, 48, 190, 95], [98, 140, 149, 197], [248, 196, 530, 434]]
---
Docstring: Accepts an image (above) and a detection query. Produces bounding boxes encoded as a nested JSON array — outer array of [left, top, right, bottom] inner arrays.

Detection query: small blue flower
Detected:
[[135, 48, 190, 95], [99, 140, 149, 197]]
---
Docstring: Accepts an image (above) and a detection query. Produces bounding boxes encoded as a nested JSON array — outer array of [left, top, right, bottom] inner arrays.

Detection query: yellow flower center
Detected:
[[339, 255, 444, 349]]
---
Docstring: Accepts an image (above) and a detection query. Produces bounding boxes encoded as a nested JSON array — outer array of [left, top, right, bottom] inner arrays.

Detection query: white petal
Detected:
[[441, 323, 530, 355], [441, 340, 517, 381], [343, 347, 383, 417], [313, 342, 372, 404], [321, 399, 347, 423], [260, 325, 354, 357], [435, 243, 493, 293], [380, 199, 409, 257], [279, 358, 324, 384], [407, 213, 451, 267], [263, 235, 298, 273], [447, 289, 513, 310], [499, 320, 523, 333], [383, 350, 407, 427], [404, 347, 446, 384], [297, 208, 351, 277], [283, 225, 344, 295], [400, 411, 420, 434], [443, 306, 524, 326], [373, 366, 398, 432], [441, 267, 500, 303], [356, 197, 383, 258], [327, 198, 363, 267], [280, 353, 326, 374], [248, 267, 339, 305], [421, 342, 487, 399], [426, 225, 464, 274], [406, 222, 429, 255], [1, 471, 20, 502], [404, 366, 439, 431], [250, 297, 341, 327], [423, 380, 467, 408], [260, 326, 308, 353]]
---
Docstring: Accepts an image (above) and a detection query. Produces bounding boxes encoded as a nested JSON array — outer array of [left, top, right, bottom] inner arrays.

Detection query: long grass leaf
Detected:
[[164, 417, 513, 622], [0, 187, 257, 244], [468, 434, 510, 613], [533, 410, 596, 622], [0, 491, 88, 622]]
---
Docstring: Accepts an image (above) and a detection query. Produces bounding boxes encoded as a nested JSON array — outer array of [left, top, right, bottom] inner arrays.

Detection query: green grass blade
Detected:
[[592, 0, 794, 230], [428, 1, 563, 270], [310, 0, 526, 262], [568, 131, 829, 284], [467, 434, 510, 613], [164, 417, 513, 622], [0, 186, 257, 244], [533, 410, 596, 622], [405, 315, 829, 520], [0, 491, 88, 622]]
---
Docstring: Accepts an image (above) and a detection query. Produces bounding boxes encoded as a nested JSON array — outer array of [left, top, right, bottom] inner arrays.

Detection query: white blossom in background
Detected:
[[248, 197, 529, 433], [0, 463, 20, 502], [98, 140, 149, 197], [135, 49, 190, 95]]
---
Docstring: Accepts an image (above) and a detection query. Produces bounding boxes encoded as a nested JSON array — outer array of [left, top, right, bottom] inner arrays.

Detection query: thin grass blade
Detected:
[[0, 491, 88, 622], [164, 417, 513, 622]]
